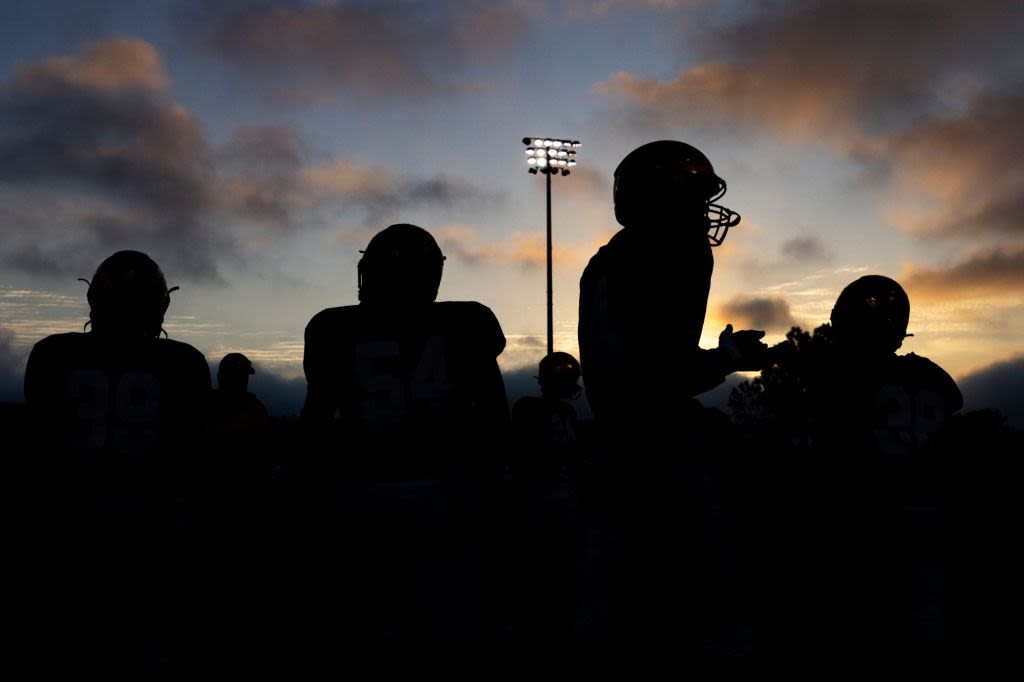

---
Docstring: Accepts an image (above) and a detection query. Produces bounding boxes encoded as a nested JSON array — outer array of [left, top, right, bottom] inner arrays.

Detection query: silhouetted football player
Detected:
[[810, 275, 962, 656], [503, 352, 585, 653], [510, 351, 583, 478], [208, 352, 269, 442], [301, 223, 509, 658], [22, 250, 211, 667], [576, 141, 761, 657]]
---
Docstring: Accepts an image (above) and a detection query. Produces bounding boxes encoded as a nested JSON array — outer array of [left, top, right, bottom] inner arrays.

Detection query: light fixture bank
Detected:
[[522, 137, 581, 175]]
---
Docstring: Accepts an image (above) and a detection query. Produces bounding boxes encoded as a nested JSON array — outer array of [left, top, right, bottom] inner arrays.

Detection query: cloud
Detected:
[[570, 0, 696, 18], [901, 244, 1024, 302], [0, 41, 501, 279], [0, 327, 25, 402], [188, 1, 527, 99], [219, 125, 503, 229], [719, 295, 800, 332], [593, 1, 1024, 241], [883, 88, 1024, 238], [781, 235, 833, 263], [435, 224, 579, 270], [0, 37, 229, 281], [958, 354, 1024, 429]]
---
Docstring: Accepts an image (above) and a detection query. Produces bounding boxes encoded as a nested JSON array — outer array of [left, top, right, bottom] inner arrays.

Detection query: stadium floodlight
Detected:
[[521, 136, 582, 354]]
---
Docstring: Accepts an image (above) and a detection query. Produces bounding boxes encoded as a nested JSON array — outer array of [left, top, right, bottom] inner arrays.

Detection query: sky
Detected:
[[1, 0, 1022, 423]]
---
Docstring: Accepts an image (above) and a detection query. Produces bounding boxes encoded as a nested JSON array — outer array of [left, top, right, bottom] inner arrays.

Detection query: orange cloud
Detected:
[[883, 89, 1024, 238], [593, 1, 1024, 242], [304, 160, 398, 198], [12, 36, 168, 93], [901, 244, 1024, 302], [436, 224, 579, 269]]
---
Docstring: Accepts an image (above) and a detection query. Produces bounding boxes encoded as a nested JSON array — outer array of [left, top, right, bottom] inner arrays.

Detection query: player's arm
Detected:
[[299, 315, 337, 428]]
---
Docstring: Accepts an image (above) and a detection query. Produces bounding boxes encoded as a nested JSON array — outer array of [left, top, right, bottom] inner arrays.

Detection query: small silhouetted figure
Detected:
[[503, 352, 585, 653], [809, 275, 962, 657], [22, 250, 211, 668], [300, 223, 510, 658], [510, 351, 583, 478], [208, 352, 269, 442], [576, 141, 765, 658]]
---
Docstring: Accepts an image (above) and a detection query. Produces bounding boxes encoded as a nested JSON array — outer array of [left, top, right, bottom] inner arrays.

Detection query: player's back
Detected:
[[24, 331, 211, 496], [303, 300, 508, 479]]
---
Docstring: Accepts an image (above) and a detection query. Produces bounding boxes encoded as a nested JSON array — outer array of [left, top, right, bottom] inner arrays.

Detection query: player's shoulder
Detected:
[[306, 304, 360, 333], [900, 351, 962, 404], [512, 395, 543, 414], [154, 336, 208, 366], [434, 300, 499, 322], [897, 352, 955, 382], [30, 331, 86, 355], [434, 301, 505, 352]]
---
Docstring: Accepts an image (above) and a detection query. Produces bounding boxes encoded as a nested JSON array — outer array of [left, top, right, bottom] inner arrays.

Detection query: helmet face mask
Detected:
[[613, 140, 740, 245], [357, 223, 446, 306], [538, 351, 582, 400], [830, 275, 912, 356], [85, 250, 173, 338]]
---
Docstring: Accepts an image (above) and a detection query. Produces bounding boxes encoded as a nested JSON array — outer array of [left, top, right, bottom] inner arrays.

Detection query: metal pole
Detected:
[[546, 168, 553, 355]]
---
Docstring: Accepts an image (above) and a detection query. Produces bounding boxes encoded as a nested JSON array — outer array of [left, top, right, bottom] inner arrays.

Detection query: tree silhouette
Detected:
[[728, 324, 835, 439]]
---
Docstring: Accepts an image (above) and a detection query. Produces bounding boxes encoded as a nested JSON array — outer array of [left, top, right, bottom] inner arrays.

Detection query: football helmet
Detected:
[[217, 352, 255, 392], [613, 140, 740, 245], [358, 223, 446, 305], [85, 250, 177, 338], [830, 275, 912, 355], [538, 351, 583, 400]]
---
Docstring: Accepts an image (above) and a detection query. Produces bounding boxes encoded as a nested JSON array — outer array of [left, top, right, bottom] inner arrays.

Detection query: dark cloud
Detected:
[[0, 37, 229, 281], [0, 41, 500, 281], [902, 244, 1024, 301], [781, 235, 832, 263], [220, 126, 503, 229], [958, 355, 1024, 429], [186, 1, 527, 99], [0, 327, 24, 402], [720, 296, 799, 332], [218, 125, 308, 230]]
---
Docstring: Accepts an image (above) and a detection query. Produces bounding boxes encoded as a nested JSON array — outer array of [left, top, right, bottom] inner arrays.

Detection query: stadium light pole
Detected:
[[522, 136, 581, 355]]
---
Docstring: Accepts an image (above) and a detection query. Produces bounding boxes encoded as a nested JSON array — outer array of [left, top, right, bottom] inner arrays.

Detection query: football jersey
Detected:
[[24, 331, 211, 492], [817, 351, 962, 458], [578, 226, 726, 426], [302, 300, 509, 478], [511, 395, 579, 478]]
